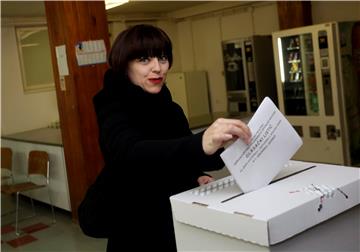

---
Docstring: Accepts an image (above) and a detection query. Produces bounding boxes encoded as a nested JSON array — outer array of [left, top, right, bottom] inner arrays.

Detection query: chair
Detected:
[[1, 150, 56, 235], [1, 147, 14, 184]]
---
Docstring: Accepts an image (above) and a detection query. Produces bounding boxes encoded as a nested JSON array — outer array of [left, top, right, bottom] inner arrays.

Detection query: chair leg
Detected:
[[47, 187, 56, 224], [15, 192, 20, 236]]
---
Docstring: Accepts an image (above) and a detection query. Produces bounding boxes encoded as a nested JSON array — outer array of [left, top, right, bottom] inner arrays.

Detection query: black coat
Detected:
[[79, 69, 224, 251]]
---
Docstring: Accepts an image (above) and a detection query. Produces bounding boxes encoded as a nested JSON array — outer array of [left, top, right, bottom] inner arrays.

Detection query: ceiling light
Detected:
[[105, 0, 129, 10]]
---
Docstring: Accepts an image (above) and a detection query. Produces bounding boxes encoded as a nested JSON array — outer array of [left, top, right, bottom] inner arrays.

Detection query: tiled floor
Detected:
[[1, 194, 107, 251]]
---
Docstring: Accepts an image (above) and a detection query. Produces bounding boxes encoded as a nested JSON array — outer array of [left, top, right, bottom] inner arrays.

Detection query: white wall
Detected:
[[220, 9, 254, 41], [177, 20, 195, 72], [312, 1, 360, 24], [192, 16, 226, 113], [1, 25, 59, 135], [157, 20, 182, 73], [108, 21, 126, 44], [252, 3, 279, 34]]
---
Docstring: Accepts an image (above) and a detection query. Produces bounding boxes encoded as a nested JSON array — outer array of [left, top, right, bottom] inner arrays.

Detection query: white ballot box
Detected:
[[170, 160, 360, 250]]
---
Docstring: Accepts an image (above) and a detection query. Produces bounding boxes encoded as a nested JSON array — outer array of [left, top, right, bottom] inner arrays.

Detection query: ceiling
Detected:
[[1, 1, 211, 18]]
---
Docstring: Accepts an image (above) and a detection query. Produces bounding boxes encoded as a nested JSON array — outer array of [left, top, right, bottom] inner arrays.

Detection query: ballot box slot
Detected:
[[221, 165, 317, 203]]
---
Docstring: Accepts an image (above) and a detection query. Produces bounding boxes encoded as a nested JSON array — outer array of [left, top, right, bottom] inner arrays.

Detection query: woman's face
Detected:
[[128, 56, 169, 94]]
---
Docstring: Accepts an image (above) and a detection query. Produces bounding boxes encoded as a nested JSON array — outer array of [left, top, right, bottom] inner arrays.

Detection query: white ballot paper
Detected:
[[220, 97, 303, 193]]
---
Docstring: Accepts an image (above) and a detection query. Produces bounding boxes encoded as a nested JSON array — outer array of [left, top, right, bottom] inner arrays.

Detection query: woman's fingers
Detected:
[[197, 175, 214, 185], [225, 123, 251, 144], [220, 119, 251, 140], [202, 118, 252, 155]]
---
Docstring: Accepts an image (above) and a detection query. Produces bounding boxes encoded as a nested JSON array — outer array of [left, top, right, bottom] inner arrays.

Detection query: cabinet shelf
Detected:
[[287, 46, 300, 50], [285, 96, 305, 100], [288, 60, 301, 63]]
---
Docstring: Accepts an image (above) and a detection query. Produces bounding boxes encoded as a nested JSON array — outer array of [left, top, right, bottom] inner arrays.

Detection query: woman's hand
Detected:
[[197, 175, 214, 185], [202, 118, 251, 155]]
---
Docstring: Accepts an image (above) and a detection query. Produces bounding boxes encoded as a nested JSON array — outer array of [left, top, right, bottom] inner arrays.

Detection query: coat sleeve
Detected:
[[94, 97, 224, 178]]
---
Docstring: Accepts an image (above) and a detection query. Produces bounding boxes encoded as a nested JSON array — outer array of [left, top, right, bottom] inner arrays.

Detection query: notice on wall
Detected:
[[75, 40, 106, 66], [55, 45, 69, 76], [220, 97, 303, 193]]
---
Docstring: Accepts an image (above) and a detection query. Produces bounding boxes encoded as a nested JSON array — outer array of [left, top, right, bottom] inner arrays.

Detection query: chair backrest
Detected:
[[28, 151, 49, 178], [1, 147, 12, 171]]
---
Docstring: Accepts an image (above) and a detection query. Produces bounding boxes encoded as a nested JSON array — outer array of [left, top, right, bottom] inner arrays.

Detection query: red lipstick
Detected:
[[149, 78, 163, 84]]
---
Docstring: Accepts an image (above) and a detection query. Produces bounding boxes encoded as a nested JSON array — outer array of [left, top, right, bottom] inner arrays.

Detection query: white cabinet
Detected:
[[166, 71, 212, 128]]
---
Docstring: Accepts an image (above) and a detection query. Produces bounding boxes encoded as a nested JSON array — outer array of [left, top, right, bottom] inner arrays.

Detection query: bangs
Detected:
[[127, 32, 172, 60]]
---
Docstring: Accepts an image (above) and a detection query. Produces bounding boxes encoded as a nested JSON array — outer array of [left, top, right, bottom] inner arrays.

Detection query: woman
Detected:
[[78, 24, 251, 251]]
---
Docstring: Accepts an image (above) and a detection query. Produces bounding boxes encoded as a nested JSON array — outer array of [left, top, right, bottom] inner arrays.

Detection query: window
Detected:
[[16, 26, 54, 93]]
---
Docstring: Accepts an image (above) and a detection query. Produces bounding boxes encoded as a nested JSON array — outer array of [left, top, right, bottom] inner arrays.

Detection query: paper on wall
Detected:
[[55, 45, 69, 76], [220, 97, 303, 193], [75, 40, 107, 66]]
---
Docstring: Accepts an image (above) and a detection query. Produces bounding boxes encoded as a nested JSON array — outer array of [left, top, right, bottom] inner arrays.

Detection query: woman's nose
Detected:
[[151, 58, 161, 72]]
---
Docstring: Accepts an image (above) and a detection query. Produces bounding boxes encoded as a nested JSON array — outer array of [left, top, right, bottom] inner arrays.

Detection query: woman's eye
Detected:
[[159, 56, 168, 63], [138, 57, 150, 63]]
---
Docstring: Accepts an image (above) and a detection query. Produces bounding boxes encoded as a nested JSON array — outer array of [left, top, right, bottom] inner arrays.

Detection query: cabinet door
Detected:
[[272, 23, 351, 165], [185, 71, 210, 118], [166, 72, 189, 117]]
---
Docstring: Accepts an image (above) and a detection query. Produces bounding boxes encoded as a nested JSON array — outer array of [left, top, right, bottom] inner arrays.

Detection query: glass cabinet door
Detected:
[[222, 40, 248, 115], [222, 41, 245, 91], [278, 33, 319, 116]]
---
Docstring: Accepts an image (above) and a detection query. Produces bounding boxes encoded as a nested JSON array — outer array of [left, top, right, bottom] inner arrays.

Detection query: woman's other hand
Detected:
[[202, 118, 251, 155], [197, 175, 214, 185]]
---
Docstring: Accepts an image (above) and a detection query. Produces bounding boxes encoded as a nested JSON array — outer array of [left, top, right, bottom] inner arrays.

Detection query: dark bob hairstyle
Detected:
[[108, 24, 173, 75]]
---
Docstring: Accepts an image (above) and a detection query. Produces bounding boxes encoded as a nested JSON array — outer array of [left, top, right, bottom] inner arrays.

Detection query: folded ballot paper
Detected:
[[220, 97, 303, 193]]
